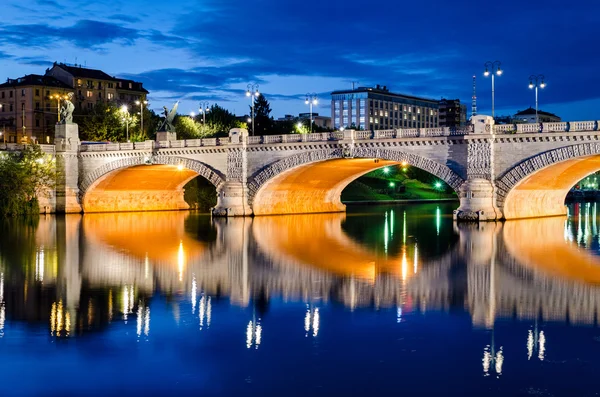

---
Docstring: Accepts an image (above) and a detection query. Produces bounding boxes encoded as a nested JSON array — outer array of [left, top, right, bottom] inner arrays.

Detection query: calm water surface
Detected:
[[0, 203, 600, 396]]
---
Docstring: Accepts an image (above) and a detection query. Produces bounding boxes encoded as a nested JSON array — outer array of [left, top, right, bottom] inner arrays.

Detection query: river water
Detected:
[[0, 203, 599, 396]]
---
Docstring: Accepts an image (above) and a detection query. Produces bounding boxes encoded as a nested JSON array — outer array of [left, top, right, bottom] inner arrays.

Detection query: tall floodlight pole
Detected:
[[246, 84, 260, 136], [483, 61, 503, 119], [528, 75, 546, 124], [305, 93, 318, 133]]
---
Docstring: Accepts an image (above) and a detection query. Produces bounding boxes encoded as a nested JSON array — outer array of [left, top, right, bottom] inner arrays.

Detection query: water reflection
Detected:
[[1, 204, 600, 394]]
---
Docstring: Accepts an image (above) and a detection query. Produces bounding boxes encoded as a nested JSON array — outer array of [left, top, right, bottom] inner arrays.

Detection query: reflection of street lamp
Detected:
[[135, 99, 148, 136], [246, 84, 260, 136], [528, 75, 546, 124], [304, 304, 320, 337], [246, 313, 262, 349], [483, 61, 503, 119], [305, 93, 318, 133], [527, 320, 546, 361], [120, 105, 130, 142]]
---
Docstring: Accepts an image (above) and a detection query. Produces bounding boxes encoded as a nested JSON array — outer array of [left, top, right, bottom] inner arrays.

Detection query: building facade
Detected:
[[513, 107, 561, 123], [45, 63, 148, 112], [298, 112, 332, 129], [330, 85, 439, 130], [438, 98, 467, 127], [0, 74, 73, 143]]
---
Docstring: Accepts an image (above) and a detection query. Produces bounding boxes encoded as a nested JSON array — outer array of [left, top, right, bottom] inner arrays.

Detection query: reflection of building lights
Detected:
[[122, 285, 134, 322], [482, 345, 503, 377], [390, 209, 394, 238], [304, 306, 320, 337], [144, 253, 150, 279], [246, 319, 262, 349], [402, 211, 407, 245], [199, 296, 211, 330], [35, 248, 44, 282], [384, 212, 389, 254], [401, 249, 408, 281], [191, 275, 197, 314], [178, 241, 185, 282], [527, 327, 546, 361], [436, 206, 441, 236], [413, 243, 418, 274], [137, 303, 150, 338], [0, 274, 4, 337], [50, 300, 71, 337], [396, 307, 402, 323]]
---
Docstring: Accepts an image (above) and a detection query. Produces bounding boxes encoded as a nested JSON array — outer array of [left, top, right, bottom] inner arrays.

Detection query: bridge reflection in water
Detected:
[[1, 205, 600, 376]]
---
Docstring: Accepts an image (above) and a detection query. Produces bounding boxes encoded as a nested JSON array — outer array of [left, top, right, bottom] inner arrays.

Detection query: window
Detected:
[[369, 117, 373, 123], [128, 82, 132, 89], [46, 90, 49, 97], [403, 105, 407, 112], [417, 108, 421, 114], [98, 82, 102, 89], [9, 91, 13, 98], [403, 114, 407, 120], [9, 104, 13, 111], [35, 102, 40, 110], [87, 103, 93, 109], [394, 105, 398, 111], [35, 89, 40, 96], [408, 107, 412, 113], [21, 89, 25, 97], [108, 82, 114, 89], [1, 92, 4, 99], [98, 92, 102, 99], [87, 91, 93, 98], [77, 79, 82, 86], [35, 119, 40, 127], [87, 80, 93, 88], [384, 111, 388, 117], [107, 93, 114, 100]]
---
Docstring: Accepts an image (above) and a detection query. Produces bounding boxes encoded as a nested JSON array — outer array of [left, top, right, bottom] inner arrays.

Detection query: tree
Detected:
[[252, 95, 275, 135], [76, 102, 138, 142], [205, 104, 244, 137], [174, 116, 201, 139], [0, 144, 56, 217]]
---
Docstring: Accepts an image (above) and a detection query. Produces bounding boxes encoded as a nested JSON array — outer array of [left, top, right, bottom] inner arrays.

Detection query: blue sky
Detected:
[[0, 0, 598, 120]]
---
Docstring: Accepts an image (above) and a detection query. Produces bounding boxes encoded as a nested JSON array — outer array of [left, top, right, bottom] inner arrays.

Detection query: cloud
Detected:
[[0, 20, 139, 48], [109, 14, 141, 23]]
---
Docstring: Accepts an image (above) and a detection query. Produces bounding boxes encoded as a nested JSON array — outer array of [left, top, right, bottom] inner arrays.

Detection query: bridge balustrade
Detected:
[[516, 123, 540, 133], [570, 121, 596, 131], [542, 122, 568, 132], [493, 124, 516, 134]]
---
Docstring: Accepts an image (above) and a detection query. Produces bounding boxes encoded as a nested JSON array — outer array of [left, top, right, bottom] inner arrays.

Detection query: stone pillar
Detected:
[[454, 115, 502, 222], [55, 123, 82, 213], [156, 131, 176, 141], [212, 129, 253, 217]]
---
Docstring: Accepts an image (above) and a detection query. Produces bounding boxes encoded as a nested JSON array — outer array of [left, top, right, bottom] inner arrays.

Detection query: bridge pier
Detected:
[[55, 124, 82, 214], [454, 178, 502, 221]]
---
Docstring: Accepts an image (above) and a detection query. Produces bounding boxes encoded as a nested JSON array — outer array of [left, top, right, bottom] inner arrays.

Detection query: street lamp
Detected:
[[528, 75, 546, 124], [199, 101, 210, 124], [190, 111, 196, 118], [50, 93, 68, 122], [304, 93, 318, 133], [135, 100, 148, 136], [246, 84, 260, 136], [483, 61, 503, 119], [120, 105, 130, 142]]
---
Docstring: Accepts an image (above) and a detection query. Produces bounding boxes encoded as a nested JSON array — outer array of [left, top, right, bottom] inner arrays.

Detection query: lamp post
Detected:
[[305, 93, 318, 133], [50, 94, 68, 122], [121, 105, 130, 142], [199, 101, 210, 124], [483, 61, 503, 119], [528, 75, 546, 124], [246, 84, 260, 136], [135, 100, 148, 137]]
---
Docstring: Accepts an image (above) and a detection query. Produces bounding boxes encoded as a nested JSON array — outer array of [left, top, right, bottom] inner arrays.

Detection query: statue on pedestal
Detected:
[[59, 93, 75, 124], [157, 101, 179, 132]]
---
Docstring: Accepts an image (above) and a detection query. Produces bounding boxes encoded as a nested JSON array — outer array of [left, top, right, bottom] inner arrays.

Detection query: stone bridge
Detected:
[[11, 116, 600, 220]]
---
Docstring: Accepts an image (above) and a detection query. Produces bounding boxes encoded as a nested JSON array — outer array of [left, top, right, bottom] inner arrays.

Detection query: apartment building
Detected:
[[438, 98, 467, 127], [330, 85, 439, 130], [0, 74, 73, 143], [45, 62, 148, 112]]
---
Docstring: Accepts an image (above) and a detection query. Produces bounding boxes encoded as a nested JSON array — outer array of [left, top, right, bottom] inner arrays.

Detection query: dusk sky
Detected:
[[1, 0, 598, 120]]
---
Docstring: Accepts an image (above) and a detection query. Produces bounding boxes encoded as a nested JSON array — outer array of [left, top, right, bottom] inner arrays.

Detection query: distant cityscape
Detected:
[[0, 62, 561, 143]]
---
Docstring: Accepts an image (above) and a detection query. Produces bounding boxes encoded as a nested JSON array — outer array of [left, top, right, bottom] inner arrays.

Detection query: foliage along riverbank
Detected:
[[0, 145, 56, 217]]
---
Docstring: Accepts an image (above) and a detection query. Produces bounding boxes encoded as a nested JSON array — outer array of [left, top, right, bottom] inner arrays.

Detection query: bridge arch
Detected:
[[497, 142, 600, 219], [248, 147, 463, 216], [80, 155, 225, 213]]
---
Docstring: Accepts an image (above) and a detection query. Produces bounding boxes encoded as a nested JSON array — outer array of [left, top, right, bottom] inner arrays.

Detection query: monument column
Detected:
[[212, 128, 253, 217], [454, 115, 502, 221], [54, 94, 82, 213]]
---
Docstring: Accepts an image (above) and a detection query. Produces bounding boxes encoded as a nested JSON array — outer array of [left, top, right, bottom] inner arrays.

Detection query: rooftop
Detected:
[[331, 84, 438, 103], [514, 107, 559, 118], [0, 74, 73, 89], [51, 62, 116, 81]]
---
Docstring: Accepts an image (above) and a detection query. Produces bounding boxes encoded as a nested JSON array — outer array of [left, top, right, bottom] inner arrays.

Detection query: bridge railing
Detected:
[[72, 119, 600, 152]]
